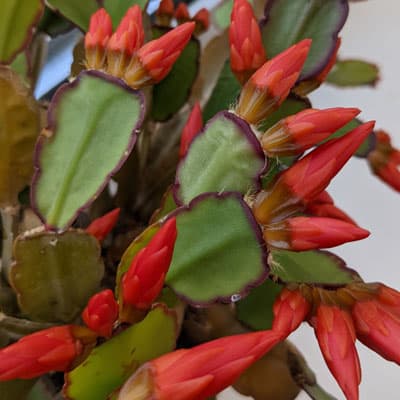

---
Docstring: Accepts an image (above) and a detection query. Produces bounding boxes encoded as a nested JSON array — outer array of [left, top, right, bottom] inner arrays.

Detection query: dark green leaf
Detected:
[[262, 0, 348, 80], [203, 60, 241, 121], [0, 379, 36, 400], [151, 27, 200, 121], [166, 193, 268, 304], [236, 279, 283, 330], [0, 0, 43, 63], [174, 111, 265, 204], [327, 59, 379, 87], [10, 229, 104, 322], [270, 249, 355, 285], [46, 0, 98, 31], [64, 305, 177, 400], [32, 71, 144, 229]]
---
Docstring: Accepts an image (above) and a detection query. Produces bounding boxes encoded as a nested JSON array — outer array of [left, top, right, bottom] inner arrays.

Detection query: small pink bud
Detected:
[[179, 102, 203, 158], [85, 8, 113, 69], [261, 107, 360, 156], [86, 208, 120, 242], [124, 22, 195, 89], [236, 39, 311, 124], [193, 8, 210, 34], [121, 218, 177, 310], [230, 0, 266, 84], [82, 289, 119, 337], [175, 3, 191, 24]]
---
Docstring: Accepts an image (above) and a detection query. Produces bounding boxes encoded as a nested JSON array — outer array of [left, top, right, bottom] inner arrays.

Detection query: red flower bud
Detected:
[[106, 5, 144, 77], [261, 107, 360, 156], [124, 22, 195, 88], [313, 305, 361, 400], [121, 218, 177, 310], [82, 289, 119, 337], [253, 121, 375, 224], [305, 201, 356, 224], [272, 288, 310, 337], [85, 8, 113, 69], [179, 102, 203, 158], [236, 39, 311, 124], [368, 130, 400, 192], [263, 216, 369, 251], [230, 0, 266, 84], [175, 3, 191, 24], [86, 208, 120, 242], [352, 293, 400, 365], [117, 330, 281, 400], [0, 325, 94, 380], [193, 8, 210, 34], [156, 0, 175, 26]]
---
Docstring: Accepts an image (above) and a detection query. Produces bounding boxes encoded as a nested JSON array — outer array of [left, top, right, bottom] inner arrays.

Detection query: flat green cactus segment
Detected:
[[262, 0, 348, 80], [270, 249, 355, 285], [32, 71, 143, 229], [236, 279, 283, 330], [327, 59, 379, 87], [175, 112, 265, 205], [166, 193, 268, 304], [0, 0, 43, 63], [103, 0, 148, 28], [151, 27, 200, 122], [0, 67, 40, 207], [46, 0, 98, 31], [10, 229, 104, 322], [64, 305, 177, 400]]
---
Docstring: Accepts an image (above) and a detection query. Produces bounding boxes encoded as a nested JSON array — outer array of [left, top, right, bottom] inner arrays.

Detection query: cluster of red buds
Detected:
[[272, 282, 400, 400], [84, 6, 195, 88], [0, 217, 177, 380], [156, 0, 210, 34]]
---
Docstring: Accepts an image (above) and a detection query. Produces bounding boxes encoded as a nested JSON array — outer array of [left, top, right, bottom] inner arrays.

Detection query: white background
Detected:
[[217, 0, 400, 399]]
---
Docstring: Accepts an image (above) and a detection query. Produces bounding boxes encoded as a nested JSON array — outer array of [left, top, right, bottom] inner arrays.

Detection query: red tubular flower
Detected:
[[175, 3, 191, 24], [156, 0, 175, 25], [193, 8, 210, 34], [368, 130, 400, 192], [85, 8, 113, 69], [229, 0, 267, 84], [121, 218, 177, 310], [124, 22, 195, 88], [272, 288, 311, 338], [352, 285, 400, 364], [82, 289, 119, 337], [117, 330, 281, 400], [261, 107, 360, 156], [263, 216, 369, 251], [0, 325, 95, 381], [179, 102, 203, 158], [253, 121, 375, 225], [86, 208, 120, 242], [294, 38, 341, 96], [106, 5, 144, 77], [235, 39, 311, 125], [313, 305, 361, 400]]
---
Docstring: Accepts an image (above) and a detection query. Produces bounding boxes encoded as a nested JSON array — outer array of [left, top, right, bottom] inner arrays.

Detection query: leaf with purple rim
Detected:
[[0, 0, 43, 64], [64, 305, 176, 400], [166, 193, 269, 304], [174, 111, 265, 205], [46, 0, 98, 31], [270, 249, 357, 285], [10, 229, 104, 322], [32, 71, 144, 230], [261, 0, 348, 81]]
